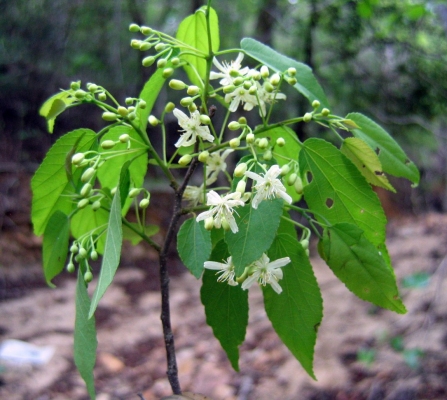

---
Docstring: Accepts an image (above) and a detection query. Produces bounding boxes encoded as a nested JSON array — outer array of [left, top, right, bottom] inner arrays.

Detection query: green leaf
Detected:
[[74, 269, 97, 399], [257, 125, 303, 202], [341, 137, 395, 192], [225, 199, 283, 276], [123, 223, 159, 245], [263, 216, 323, 379], [88, 174, 123, 318], [299, 138, 387, 248], [346, 113, 420, 185], [321, 223, 406, 314], [177, 218, 212, 278], [31, 129, 97, 236], [200, 241, 248, 371], [42, 211, 70, 287], [176, 6, 220, 87], [39, 91, 77, 133], [241, 38, 329, 110]]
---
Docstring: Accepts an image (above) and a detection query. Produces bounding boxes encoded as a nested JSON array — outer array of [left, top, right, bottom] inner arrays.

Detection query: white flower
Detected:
[[183, 185, 205, 206], [205, 149, 234, 185], [210, 52, 249, 86], [173, 108, 214, 148], [196, 190, 244, 233], [256, 82, 287, 116], [245, 165, 293, 209], [241, 253, 290, 294], [204, 256, 238, 286], [224, 87, 258, 112]]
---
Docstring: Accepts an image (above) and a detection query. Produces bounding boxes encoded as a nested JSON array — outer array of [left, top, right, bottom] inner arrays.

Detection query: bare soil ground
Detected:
[[1, 172, 447, 400]]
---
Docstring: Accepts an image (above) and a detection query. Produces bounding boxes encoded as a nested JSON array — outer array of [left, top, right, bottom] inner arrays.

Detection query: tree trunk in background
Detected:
[[255, 0, 276, 46]]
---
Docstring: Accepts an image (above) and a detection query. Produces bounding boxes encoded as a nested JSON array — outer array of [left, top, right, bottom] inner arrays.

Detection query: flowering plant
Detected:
[[32, 1, 419, 398]]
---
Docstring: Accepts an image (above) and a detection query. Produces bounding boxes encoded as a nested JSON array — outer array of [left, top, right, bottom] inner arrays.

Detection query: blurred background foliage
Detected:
[[1, 0, 446, 212]]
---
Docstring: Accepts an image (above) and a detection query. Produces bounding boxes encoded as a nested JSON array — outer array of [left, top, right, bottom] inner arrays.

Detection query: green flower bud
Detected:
[[280, 164, 290, 176], [79, 247, 88, 258], [67, 263, 75, 273], [287, 173, 298, 186], [204, 217, 214, 230], [90, 251, 98, 261], [303, 112, 313, 122], [100, 140, 115, 150], [233, 77, 244, 86], [70, 244, 79, 254], [169, 79, 187, 90], [88, 83, 98, 92], [139, 42, 151, 51], [154, 43, 166, 52], [80, 183, 92, 197], [246, 133, 255, 144], [178, 154, 192, 166], [301, 239, 309, 250], [258, 138, 269, 149], [148, 115, 159, 126], [125, 97, 134, 105], [102, 112, 118, 122], [221, 217, 230, 231], [230, 138, 240, 149], [236, 180, 246, 194], [305, 248, 309, 257], [70, 81, 81, 91], [270, 73, 281, 86], [238, 116, 247, 125], [276, 137, 286, 147], [199, 114, 211, 125], [263, 150, 272, 161], [189, 103, 197, 113], [312, 100, 320, 109], [287, 67, 296, 77], [287, 77, 297, 86], [187, 85, 200, 96], [131, 39, 141, 49], [119, 134, 130, 143], [129, 23, 140, 32], [228, 121, 240, 131], [71, 153, 85, 165], [110, 187, 117, 195], [260, 65, 269, 78], [157, 58, 167, 68], [81, 167, 96, 183], [162, 68, 174, 78], [98, 92, 107, 101], [243, 81, 252, 90], [129, 188, 141, 198], [321, 108, 330, 116], [223, 85, 235, 94], [140, 26, 152, 35], [171, 57, 180, 66], [139, 198, 150, 209], [242, 192, 252, 202], [198, 151, 209, 162], [294, 176, 304, 194], [264, 82, 274, 93], [142, 56, 155, 67], [234, 163, 247, 177], [128, 112, 136, 121], [180, 97, 193, 107], [165, 102, 175, 113], [117, 106, 128, 117], [249, 85, 257, 95], [91, 201, 101, 211], [77, 198, 89, 209], [84, 271, 93, 283], [75, 89, 87, 99]]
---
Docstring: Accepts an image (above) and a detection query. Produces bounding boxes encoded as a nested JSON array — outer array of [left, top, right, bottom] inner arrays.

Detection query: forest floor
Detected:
[[1, 172, 447, 400]]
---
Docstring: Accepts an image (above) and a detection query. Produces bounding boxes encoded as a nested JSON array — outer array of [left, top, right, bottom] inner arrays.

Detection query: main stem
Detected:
[[158, 158, 199, 394]]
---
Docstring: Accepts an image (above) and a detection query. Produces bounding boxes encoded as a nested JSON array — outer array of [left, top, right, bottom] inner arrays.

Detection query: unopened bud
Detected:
[[234, 163, 247, 177], [98, 92, 107, 101], [67, 263, 75, 273], [188, 103, 197, 112], [249, 85, 257, 95], [75, 89, 87, 99], [81, 167, 96, 183], [321, 108, 330, 116], [180, 97, 193, 107], [129, 188, 141, 198], [77, 198, 89, 209], [131, 39, 141, 49], [80, 183, 92, 197], [301, 239, 309, 250], [287, 77, 297, 85], [154, 43, 166, 52], [242, 192, 252, 202], [243, 81, 251, 90], [165, 102, 175, 112], [90, 251, 98, 261], [294, 176, 304, 194], [72, 153, 85, 165], [264, 82, 274, 93], [101, 140, 116, 149], [142, 56, 155, 67], [70, 81, 81, 91], [221, 217, 230, 231], [230, 138, 240, 148], [162, 68, 174, 78], [228, 121, 240, 131], [138, 100, 147, 109], [199, 114, 211, 125], [110, 187, 117, 195], [139, 42, 151, 51], [139, 198, 150, 209], [260, 65, 269, 78], [287, 173, 298, 186], [198, 151, 209, 163], [258, 138, 269, 149], [140, 26, 152, 35], [178, 154, 192, 166], [280, 165, 290, 176], [233, 77, 244, 86], [303, 112, 313, 122], [204, 217, 214, 230], [236, 180, 246, 194], [187, 85, 200, 96], [125, 97, 134, 105], [70, 244, 79, 254], [84, 271, 93, 283], [170, 79, 186, 90], [119, 134, 130, 143], [238, 116, 247, 125], [246, 133, 255, 144], [157, 59, 167, 68], [276, 137, 285, 147], [148, 115, 159, 126], [117, 106, 128, 117], [102, 112, 118, 121], [287, 67, 296, 76], [312, 100, 320, 109], [223, 85, 235, 94], [129, 23, 140, 32], [263, 150, 272, 161], [270, 73, 281, 86], [171, 57, 180, 65], [128, 112, 136, 121], [91, 201, 101, 211], [87, 83, 98, 92]]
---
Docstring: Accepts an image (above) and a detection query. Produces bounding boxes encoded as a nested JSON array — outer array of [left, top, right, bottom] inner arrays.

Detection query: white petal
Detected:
[[269, 279, 283, 294], [196, 209, 214, 222], [173, 108, 189, 123], [268, 257, 291, 269], [277, 189, 293, 204], [223, 209, 238, 233], [241, 274, 257, 291], [204, 261, 226, 270], [206, 190, 222, 206], [250, 192, 261, 209], [245, 170, 263, 182]]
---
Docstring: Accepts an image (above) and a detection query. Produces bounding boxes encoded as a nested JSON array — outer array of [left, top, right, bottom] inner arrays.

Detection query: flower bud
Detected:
[[250, 70, 261, 80], [180, 97, 193, 107], [258, 138, 269, 149], [264, 82, 274, 93], [148, 115, 159, 126], [77, 198, 89, 209], [236, 179, 246, 194], [139, 42, 151, 51], [200, 114, 211, 125], [131, 39, 141, 49], [70, 244, 79, 254], [98, 92, 107, 101], [72, 153, 85, 165], [312, 100, 320, 109], [280, 164, 290, 176], [242, 192, 252, 202], [228, 121, 240, 131], [165, 102, 175, 113], [187, 85, 200, 96], [204, 217, 214, 230], [287, 77, 297, 86], [101, 140, 116, 149], [276, 137, 285, 147], [70, 81, 81, 91], [321, 108, 330, 116], [81, 167, 96, 183], [270, 73, 281, 86], [84, 271, 93, 283], [88, 83, 98, 92], [129, 23, 140, 32], [294, 176, 304, 194], [138, 100, 147, 109], [91, 201, 101, 211], [260, 65, 269, 78], [119, 134, 130, 143], [188, 103, 197, 113], [238, 116, 247, 125], [102, 112, 118, 121], [234, 163, 247, 177], [129, 188, 141, 198], [157, 58, 167, 68], [287, 173, 298, 186], [301, 239, 309, 250], [128, 112, 136, 121], [154, 43, 166, 52], [230, 138, 240, 148], [221, 217, 230, 231], [140, 26, 152, 35], [198, 151, 209, 163], [75, 89, 87, 99], [162, 68, 174, 78], [243, 81, 251, 90], [169, 79, 186, 90], [139, 198, 150, 209], [116, 106, 128, 117], [303, 112, 313, 122], [110, 187, 117, 195], [125, 97, 134, 105], [171, 57, 180, 65], [90, 251, 98, 261], [80, 183, 92, 197], [287, 67, 296, 76], [142, 56, 155, 67], [66, 263, 75, 273], [223, 85, 235, 94], [263, 150, 272, 161], [179, 154, 192, 166], [246, 133, 255, 143], [249, 85, 257, 95]]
